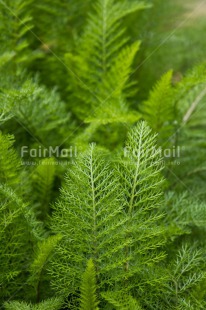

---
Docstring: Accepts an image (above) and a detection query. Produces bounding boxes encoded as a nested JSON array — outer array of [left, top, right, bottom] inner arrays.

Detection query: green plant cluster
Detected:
[[0, 0, 206, 309]]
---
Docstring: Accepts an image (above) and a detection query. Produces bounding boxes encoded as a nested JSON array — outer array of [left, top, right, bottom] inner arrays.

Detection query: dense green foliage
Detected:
[[0, 0, 206, 309]]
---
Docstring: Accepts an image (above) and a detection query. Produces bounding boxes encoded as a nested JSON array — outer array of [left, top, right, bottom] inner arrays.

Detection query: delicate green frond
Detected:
[[140, 70, 174, 142], [0, 132, 21, 187], [0, 184, 24, 238], [65, 0, 149, 122], [0, 184, 42, 299], [4, 301, 30, 310], [79, 259, 99, 310], [101, 41, 141, 98], [2, 80, 70, 146], [32, 157, 56, 220], [164, 192, 206, 231], [117, 121, 166, 288], [29, 234, 62, 299], [78, 0, 148, 86], [165, 245, 206, 308], [49, 122, 168, 307], [4, 297, 63, 310], [102, 291, 142, 309], [168, 65, 206, 192], [0, 0, 35, 69], [84, 42, 141, 128], [175, 64, 206, 114], [85, 98, 141, 125], [49, 144, 125, 297]]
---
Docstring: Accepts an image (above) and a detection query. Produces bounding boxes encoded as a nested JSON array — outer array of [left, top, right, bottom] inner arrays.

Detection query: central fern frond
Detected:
[[49, 143, 124, 298], [49, 121, 167, 307]]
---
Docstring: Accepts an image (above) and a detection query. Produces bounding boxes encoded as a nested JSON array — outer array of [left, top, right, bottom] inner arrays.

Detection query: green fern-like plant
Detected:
[[65, 0, 150, 147], [164, 245, 206, 309], [140, 63, 206, 195], [1, 79, 70, 146], [140, 64, 206, 141], [4, 297, 63, 310], [49, 143, 124, 299], [102, 291, 142, 309], [0, 132, 21, 187], [1, 0, 206, 308], [65, 0, 149, 114], [48, 121, 168, 307], [117, 122, 166, 288], [79, 259, 99, 310], [28, 234, 62, 302], [140, 69, 175, 144], [0, 0, 36, 73], [0, 184, 43, 301], [32, 157, 56, 221], [0, 132, 44, 301]]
